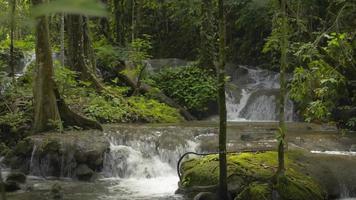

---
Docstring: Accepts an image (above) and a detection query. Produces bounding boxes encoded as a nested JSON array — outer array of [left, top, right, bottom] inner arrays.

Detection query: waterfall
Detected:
[[102, 133, 197, 199], [226, 65, 295, 121]]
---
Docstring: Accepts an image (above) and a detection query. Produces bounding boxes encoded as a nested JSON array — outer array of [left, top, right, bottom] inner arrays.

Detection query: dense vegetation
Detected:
[[0, 0, 355, 199]]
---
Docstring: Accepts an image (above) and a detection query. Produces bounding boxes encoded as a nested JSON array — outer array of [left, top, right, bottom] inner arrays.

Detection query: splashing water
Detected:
[[226, 66, 295, 121], [102, 134, 198, 199]]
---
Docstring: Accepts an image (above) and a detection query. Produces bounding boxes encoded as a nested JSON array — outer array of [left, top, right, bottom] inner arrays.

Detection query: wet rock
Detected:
[[3, 181, 21, 192], [350, 144, 356, 152], [194, 192, 218, 200], [75, 164, 94, 181], [240, 134, 253, 141], [6, 172, 26, 184], [14, 139, 33, 156], [51, 183, 63, 200]]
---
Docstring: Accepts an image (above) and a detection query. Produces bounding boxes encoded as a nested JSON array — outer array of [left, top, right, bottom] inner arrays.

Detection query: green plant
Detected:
[[290, 60, 346, 122], [150, 65, 217, 113], [346, 118, 356, 130], [128, 96, 182, 123]]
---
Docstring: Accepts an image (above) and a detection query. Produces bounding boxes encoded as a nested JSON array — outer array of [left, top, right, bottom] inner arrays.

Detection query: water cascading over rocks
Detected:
[[226, 65, 296, 121]]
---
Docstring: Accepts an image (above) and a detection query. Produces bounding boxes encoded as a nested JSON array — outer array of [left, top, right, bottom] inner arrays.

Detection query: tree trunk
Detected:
[[83, 17, 96, 72], [131, 0, 136, 42], [32, 0, 102, 132], [277, 0, 288, 176], [199, 0, 215, 73], [66, 14, 105, 92], [9, 0, 16, 82], [32, 0, 62, 132], [0, 166, 6, 200], [217, 0, 228, 199], [113, 0, 125, 46], [60, 13, 65, 66]]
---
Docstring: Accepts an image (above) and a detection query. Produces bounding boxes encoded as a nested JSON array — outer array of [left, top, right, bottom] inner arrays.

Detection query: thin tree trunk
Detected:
[[32, 0, 62, 132], [9, 0, 16, 82], [131, 0, 135, 42], [217, 0, 228, 199], [83, 16, 96, 72], [277, 0, 288, 175], [60, 13, 65, 66], [199, 0, 215, 73], [0, 166, 6, 200], [113, 0, 125, 46]]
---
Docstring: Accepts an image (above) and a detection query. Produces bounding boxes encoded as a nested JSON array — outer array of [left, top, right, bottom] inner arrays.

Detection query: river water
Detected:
[[1, 122, 355, 200]]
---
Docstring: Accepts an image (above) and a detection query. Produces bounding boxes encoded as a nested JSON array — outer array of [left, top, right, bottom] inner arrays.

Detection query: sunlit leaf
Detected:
[[31, 0, 107, 17]]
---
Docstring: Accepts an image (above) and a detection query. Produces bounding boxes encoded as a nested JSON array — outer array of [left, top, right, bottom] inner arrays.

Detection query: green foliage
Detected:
[[0, 35, 35, 52], [0, 111, 28, 130], [93, 39, 125, 70], [52, 64, 181, 123], [128, 96, 182, 123], [290, 60, 346, 122], [31, 0, 107, 17], [289, 32, 354, 123], [150, 65, 217, 113], [346, 118, 356, 130], [84, 95, 128, 123], [122, 36, 152, 82]]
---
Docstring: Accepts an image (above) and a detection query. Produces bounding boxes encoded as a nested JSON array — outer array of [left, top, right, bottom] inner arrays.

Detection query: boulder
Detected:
[[75, 164, 94, 181], [3, 181, 21, 192], [178, 151, 326, 200], [6, 172, 26, 184]]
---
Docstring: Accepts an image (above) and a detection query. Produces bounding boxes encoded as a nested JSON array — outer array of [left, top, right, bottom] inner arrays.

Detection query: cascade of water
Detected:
[[226, 65, 295, 121], [16, 52, 36, 77], [102, 133, 198, 198]]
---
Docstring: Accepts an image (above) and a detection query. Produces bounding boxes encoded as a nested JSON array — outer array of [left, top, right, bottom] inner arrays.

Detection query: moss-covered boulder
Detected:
[[178, 151, 326, 200]]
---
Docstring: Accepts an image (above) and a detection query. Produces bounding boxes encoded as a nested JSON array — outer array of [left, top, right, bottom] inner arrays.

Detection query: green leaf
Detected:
[[31, 0, 107, 17]]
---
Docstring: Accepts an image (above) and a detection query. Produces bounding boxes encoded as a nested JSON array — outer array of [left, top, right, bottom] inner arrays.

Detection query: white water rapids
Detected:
[[226, 66, 295, 121], [101, 136, 198, 199]]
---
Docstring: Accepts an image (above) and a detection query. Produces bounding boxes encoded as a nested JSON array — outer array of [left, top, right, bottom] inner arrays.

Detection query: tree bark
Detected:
[[277, 0, 288, 176], [199, 0, 215, 73], [113, 0, 125, 46], [60, 13, 65, 65], [32, 0, 62, 132], [32, 0, 102, 132], [9, 0, 16, 82], [66, 14, 105, 92], [217, 0, 228, 199], [0, 166, 6, 200]]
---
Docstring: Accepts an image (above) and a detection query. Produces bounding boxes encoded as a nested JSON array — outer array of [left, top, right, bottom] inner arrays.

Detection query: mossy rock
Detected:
[[14, 138, 33, 156], [179, 151, 326, 200], [235, 182, 271, 200]]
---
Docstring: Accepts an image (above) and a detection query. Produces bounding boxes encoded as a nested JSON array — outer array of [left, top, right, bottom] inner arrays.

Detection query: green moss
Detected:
[[14, 138, 33, 156], [180, 151, 326, 200], [236, 182, 271, 200], [276, 170, 325, 200]]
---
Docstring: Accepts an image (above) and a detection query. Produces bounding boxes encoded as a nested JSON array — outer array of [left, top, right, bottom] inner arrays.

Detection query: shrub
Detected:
[[150, 65, 218, 114]]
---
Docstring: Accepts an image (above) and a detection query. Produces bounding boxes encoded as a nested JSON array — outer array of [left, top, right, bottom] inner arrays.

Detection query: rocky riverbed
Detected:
[[0, 122, 355, 199]]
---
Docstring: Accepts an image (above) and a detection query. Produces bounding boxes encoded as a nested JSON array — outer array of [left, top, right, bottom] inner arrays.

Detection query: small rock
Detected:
[[194, 192, 218, 200], [75, 164, 94, 181], [350, 144, 356, 152], [240, 134, 253, 141], [6, 172, 26, 184]]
